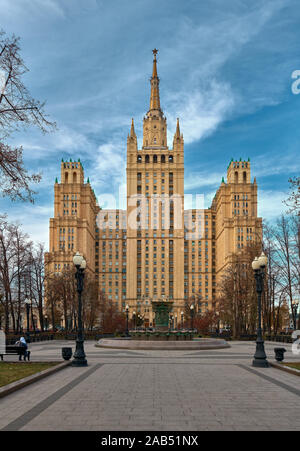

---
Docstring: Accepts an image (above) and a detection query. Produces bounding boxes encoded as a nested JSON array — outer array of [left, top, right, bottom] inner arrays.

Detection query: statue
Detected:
[[151, 297, 173, 331]]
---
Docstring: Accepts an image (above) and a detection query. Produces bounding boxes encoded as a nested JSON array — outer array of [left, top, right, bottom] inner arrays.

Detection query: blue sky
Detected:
[[1, 0, 300, 248]]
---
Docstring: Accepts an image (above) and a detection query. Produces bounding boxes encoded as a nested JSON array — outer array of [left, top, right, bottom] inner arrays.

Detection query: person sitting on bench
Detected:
[[15, 337, 29, 361]]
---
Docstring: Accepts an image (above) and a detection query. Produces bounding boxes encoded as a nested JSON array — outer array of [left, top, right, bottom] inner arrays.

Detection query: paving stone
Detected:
[[0, 340, 300, 431]]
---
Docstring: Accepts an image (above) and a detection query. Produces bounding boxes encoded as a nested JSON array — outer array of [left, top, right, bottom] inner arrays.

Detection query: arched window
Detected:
[[137, 155, 142, 163], [234, 171, 238, 184], [169, 155, 173, 163], [243, 171, 247, 183], [161, 155, 165, 163], [153, 155, 157, 163], [145, 155, 150, 163], [73, 172, 77, 183], [65, 172, 69, 183]]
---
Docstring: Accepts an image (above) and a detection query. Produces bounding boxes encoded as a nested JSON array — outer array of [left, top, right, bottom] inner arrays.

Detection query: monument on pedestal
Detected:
[[96, 296, 230, 350], [151, 298, 173, 331]]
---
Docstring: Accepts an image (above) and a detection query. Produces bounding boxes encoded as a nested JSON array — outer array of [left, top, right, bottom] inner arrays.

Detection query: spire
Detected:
[[130, 118, 136, 137], [150, 48, 161, 111], [175, 118, 180, 138], [152, 48, 158, 78]]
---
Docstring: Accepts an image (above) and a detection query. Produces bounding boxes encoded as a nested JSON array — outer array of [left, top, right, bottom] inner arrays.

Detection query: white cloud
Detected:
[[184, 171, 223, 191], [166, 81, 235, 144], [1, 0, 65, 19], [162, 0, 286, 145], [13, 126, 92, 162], [258, 190, 287, 221], [88, 139, 127, 209], [253, 154, 300, 178], [7, 205, 52, 249]]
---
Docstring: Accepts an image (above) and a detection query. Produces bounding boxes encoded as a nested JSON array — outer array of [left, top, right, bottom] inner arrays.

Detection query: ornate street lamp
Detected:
[[190, 304, 195, 331], [292, 299, 299, 330], [125, 304, 129, 337], [132, 311, 136, 331], [24, 297, 31, 342], [72, 252, 87, 367], [252, 252, 269, 368]]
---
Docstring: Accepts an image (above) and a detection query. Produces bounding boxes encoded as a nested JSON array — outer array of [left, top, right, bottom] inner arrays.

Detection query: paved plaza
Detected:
[[0, 340, 300, 431]]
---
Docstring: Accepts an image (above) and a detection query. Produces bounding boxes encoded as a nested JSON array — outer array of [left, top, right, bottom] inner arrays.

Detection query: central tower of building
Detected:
[[126, 49, 185, 324]]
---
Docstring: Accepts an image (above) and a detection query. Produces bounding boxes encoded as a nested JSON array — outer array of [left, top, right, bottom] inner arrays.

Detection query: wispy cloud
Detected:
[[253, 153, 300, 178], [166, 81, 235, 145], [1, 0, 298, 245], [1, 0, 65, 19], [258, 190, 287, 221], [7, 204, 53, 246], [184, 171, 223, 191]]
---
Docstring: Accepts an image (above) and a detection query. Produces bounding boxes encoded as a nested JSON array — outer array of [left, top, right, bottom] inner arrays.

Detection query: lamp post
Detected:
[[252, 252, 269, 368], [72, 252, 87, 367], [181, 311, 184, 330], [125, 304, 129, 337], [190, 304, 194, 331], [132, 311, 136, 331], [216, 312, 220, 334], [24, 297, 31, 342], [292, 299, 299, 330], [44, 315, 48, 332], [169, 314, 174, 331]]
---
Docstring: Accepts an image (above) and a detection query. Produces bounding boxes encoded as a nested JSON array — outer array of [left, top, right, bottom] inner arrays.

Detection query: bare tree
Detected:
[[0, 30, 55, 202], [272, 216, 297, 329], [27, 243, 49, 331], [284, 177, 300, 214], [99, 293, 125, 334], [218, 244, 261, 338], [0, 215, 32, 333]]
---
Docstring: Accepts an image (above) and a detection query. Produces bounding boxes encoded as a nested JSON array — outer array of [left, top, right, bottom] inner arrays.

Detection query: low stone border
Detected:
[[269, 361, 300, 377], [96, 337, 230, 350], [0, 361, 71, 399]]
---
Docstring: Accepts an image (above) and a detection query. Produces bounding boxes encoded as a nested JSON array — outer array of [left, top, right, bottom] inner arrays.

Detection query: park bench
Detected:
[[0, 345, 31, 361]]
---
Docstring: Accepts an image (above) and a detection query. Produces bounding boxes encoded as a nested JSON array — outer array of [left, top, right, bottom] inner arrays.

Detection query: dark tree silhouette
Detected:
[[0, 30, 56, 202]]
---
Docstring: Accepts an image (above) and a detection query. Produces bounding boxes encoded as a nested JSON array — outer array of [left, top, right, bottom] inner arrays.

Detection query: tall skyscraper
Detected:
[[46, 50, 262, 327]]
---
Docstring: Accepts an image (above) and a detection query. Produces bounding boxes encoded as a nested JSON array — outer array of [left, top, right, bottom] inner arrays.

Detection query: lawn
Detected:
[[282, 362, 300, 371], [0, 362, 59, 387]]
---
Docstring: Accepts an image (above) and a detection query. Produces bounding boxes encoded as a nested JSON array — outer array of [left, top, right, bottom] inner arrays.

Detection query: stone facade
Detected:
[[46, 51, 262, 326]]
